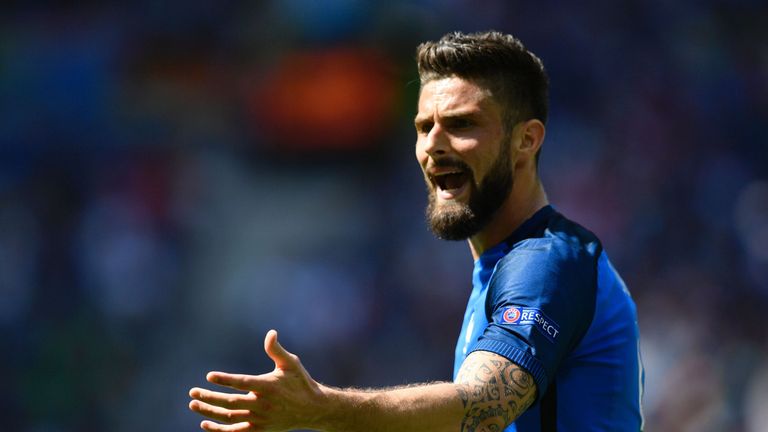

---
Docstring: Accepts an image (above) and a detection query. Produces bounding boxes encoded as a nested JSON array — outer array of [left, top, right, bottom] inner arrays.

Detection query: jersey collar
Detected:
[[477, 204, 556, 264]]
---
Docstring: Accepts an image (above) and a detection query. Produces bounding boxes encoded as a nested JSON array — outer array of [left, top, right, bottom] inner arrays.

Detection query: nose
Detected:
[[421, 123, 450, 157]]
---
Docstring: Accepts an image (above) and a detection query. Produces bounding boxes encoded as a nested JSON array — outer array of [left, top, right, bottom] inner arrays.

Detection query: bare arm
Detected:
[[189, 330, 536, 431], [454, 350, 537, 431]]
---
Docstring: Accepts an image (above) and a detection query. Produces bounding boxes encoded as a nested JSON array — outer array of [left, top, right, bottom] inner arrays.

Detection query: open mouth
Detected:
[[431, 169, 471, 200]]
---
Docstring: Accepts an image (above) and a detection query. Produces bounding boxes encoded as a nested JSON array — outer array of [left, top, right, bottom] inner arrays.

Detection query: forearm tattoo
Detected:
[[455, 353, 536, 432]]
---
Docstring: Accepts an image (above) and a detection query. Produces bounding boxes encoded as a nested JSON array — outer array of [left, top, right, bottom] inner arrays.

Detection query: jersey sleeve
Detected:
[[467, 237, 598, 398]]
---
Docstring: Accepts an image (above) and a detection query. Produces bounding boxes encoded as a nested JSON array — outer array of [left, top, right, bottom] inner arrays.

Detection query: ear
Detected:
[[516, 119, 545, 161]]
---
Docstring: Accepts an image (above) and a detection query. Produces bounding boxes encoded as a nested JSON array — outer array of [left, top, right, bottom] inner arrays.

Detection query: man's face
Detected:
[[414, 77, 514, 240]]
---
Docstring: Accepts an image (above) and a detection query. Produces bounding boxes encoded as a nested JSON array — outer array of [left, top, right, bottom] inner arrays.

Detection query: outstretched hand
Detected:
[[189, 330, 325, 431]]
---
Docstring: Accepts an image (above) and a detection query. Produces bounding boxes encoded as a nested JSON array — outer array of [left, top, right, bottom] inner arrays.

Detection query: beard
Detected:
[[425, 143, 513, 241]]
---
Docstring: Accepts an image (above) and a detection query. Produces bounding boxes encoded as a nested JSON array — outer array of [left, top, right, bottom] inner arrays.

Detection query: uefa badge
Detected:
[[500, 306, 560, 342]]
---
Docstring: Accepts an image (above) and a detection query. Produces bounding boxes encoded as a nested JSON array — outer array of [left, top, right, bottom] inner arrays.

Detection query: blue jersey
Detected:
[[453, 205, 644, 431]]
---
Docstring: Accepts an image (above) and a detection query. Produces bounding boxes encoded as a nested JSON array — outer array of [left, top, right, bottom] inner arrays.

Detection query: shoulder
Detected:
[[496, 212, 602, 280], [480, 212, 604, 356], [488, 212, 603, 304]]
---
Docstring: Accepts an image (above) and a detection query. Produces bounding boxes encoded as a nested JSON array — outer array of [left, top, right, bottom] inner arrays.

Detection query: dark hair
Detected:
[[416, 31, 549, 130]]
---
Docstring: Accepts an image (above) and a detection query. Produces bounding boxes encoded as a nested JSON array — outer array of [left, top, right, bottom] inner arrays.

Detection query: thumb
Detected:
[[264, 329, 298, 371]]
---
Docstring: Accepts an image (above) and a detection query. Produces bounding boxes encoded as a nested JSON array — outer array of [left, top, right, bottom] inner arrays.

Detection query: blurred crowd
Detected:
[[1, 1, 767, 431]]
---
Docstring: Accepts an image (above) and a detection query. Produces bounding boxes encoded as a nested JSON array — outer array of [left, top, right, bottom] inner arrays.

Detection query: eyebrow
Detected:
[[414, 109, 482, 125]]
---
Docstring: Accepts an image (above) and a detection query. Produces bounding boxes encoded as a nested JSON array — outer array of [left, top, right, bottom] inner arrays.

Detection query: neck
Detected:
[[468, 177, 549, 260]]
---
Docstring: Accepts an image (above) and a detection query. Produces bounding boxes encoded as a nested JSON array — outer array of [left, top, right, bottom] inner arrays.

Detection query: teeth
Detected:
[[430, 170, 467, 192]]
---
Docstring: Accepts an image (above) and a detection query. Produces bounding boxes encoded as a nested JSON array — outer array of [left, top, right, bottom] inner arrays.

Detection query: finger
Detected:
[[189, 400, 251, 424], [264, 329, 298, 370], [200, 420, 253, 431], [207, 372, 272, 392], [189, 388, 257, 409]]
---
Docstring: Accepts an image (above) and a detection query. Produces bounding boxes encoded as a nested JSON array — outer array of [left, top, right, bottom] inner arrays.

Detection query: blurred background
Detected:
[[1, 1, 767, 431]]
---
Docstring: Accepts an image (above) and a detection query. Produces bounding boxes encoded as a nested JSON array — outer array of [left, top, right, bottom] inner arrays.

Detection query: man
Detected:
[[189, 31, 644, 431]]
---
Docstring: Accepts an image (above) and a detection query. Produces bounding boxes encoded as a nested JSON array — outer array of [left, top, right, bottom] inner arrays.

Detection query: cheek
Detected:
[[414, 141, 429, 166], [454, 143, 484, 169], [472, 145, 506, 182]]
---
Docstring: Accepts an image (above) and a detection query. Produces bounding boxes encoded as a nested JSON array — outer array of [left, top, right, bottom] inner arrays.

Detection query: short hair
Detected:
[[416, 31, 549, 130]]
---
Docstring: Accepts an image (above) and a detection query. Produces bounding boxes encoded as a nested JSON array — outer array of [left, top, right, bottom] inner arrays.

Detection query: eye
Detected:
[[447, 118, 473, 130], [415, 121, 434, 135]]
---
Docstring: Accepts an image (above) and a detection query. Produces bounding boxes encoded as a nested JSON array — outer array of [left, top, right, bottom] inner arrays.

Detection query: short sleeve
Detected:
[[467, 237, 597, 397]]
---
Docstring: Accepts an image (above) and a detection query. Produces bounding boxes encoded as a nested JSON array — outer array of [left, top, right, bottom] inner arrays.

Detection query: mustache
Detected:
[[427, 158, 472, 172]]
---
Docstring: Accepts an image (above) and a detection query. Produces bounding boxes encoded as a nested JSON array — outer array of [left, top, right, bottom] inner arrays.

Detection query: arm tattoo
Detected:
[[455, 352, 536, 432]]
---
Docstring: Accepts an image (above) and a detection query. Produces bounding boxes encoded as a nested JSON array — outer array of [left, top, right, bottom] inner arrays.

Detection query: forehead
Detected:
[[416, 77, 500, 118]]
